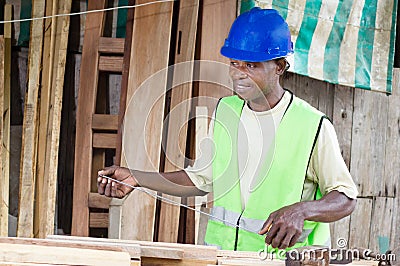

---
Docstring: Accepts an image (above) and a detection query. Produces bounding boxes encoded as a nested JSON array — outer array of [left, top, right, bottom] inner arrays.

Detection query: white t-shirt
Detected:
[[185, 91, 358, 209]]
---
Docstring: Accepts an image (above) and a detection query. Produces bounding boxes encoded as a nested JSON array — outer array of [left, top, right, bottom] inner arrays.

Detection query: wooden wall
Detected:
[[282, 70, 400, 252]]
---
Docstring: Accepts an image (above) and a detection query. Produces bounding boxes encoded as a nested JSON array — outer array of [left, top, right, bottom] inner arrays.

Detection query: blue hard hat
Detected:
[[221, 7, 293, 62]]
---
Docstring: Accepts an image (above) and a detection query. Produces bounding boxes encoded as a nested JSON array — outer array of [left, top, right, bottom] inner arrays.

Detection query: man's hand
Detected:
[[258, 203, 305, 250], [97, 165, 139, 198]]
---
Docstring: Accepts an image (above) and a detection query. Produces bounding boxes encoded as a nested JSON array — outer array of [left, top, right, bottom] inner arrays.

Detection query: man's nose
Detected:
[[230, 66, 248, 79]]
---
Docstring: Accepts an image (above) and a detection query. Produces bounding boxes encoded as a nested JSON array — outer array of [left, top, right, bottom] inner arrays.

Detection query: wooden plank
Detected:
[[349, 198, 373, 248], [93, 133, 117, 149], [35, 0, 57, 239], [98, 37, 125, 54], [0, 5, 12, 237], [89, 212, 109, 228], [0, 237, 140, 257], [72, 0, 107, 236], [197, 0, 236, 118], [36, 0, 73, 239], [194, 106, 209, 244], [88, 192, 112, 209], [369, 197, 394, 253], [0, 243, 131, 266], [318, 83, 335, 120], [383, 68, 400, 198], [92, 114, 118, 130], [350, 89, 389, 197], [47, 235, 218, 263], [389, 71, 400, 250], [158, 0, 200, 243], [330, 215, 350, 249], [0, 37, 6, 237], [118, 0, 174, 241], [98, 56, 123, 72], [115, 0, 135, 165], [17, 0, 46, 238], [332, 85, 354, 168]]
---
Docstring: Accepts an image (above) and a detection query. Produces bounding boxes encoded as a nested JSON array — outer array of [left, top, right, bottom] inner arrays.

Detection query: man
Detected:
[[98, 7, 357, 253]]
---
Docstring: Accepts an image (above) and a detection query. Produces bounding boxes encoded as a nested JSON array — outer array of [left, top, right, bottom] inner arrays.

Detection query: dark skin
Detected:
[[98, 58, 356, 250]]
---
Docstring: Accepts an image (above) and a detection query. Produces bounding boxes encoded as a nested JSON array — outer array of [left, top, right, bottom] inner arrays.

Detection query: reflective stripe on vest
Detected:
[[204, 94, 331, 253]]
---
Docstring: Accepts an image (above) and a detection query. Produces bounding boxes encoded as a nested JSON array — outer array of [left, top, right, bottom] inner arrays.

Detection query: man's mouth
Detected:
[[234, 83, 251, 90]]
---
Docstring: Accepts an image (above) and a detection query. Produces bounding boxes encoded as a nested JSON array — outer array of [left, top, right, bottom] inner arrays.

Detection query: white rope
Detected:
[[0, 0, 176, 24], [98, 174, 261, 234]]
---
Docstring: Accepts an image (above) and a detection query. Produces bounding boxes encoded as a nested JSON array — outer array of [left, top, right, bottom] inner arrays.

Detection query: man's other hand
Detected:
[[97, 165, 138, 198], [259, 203, 305, 250]]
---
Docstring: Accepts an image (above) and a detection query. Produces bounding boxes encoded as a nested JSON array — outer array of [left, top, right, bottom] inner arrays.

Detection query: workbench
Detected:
[[0, 236, 380, 265]]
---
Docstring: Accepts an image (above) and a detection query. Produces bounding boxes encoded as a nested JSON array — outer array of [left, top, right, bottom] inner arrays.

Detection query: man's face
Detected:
[[229, 59, 280, 102]]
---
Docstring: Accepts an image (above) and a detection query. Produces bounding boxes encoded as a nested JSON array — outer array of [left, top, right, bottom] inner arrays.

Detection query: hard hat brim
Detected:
[[220, 46, 293, 62]]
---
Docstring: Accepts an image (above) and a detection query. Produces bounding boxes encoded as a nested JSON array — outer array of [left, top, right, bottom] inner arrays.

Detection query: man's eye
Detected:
[[230, 61, 238, 66], [247, 63, 255, 68]]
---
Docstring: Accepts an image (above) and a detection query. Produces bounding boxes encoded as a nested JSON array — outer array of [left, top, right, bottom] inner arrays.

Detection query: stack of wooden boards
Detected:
[[14, 0, 73, 238], [0, 236, 380, 265]]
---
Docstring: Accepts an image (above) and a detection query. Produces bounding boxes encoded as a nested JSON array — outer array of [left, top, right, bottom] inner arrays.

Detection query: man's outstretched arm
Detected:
[[97, 165, 208, 198], [259, 190, 356, 250]]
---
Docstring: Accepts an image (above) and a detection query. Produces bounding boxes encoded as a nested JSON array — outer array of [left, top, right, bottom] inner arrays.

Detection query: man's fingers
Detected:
[[264, 224, 278, 245], [98, 165, 118, 177], [278, 233, 293, 250], [104, 180, 112, 197], [271, 230, 286, 248], [97, 177, 107, 195], [289, 232, 301, 248], [259, 218, 273, 235]]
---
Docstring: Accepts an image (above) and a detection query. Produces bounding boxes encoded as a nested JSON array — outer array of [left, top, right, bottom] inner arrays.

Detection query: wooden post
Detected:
[[119, 0, 174, 241], [18, 0, 46, 238], [0, 4, 11, 237], [71, 0, 107, 236], [158, 0, 200, 243], [197, 0, 236, 118], [34, 0, 58, 238]]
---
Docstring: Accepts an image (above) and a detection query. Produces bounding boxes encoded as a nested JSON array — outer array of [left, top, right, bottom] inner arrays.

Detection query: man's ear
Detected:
[[275, 59, 287, 76]]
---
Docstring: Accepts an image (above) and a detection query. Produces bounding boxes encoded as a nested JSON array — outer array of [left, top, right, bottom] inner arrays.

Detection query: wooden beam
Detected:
[[349, 198, 373, 248], [158, 0, 200, 243], [92, 114, 118, 130], [350, 89, 389, 197], [0, 243, 131, 266], [47, 235, 218, 264], [0, 37, 6, 237], [17, 0, 46, 238], [115, 0, 135, 165], [0, 4, 11, 237], [89, 212, 109, 228], [34, 0, 73, 239], [98, 56, 123, 72], [118, 0, 174, 241], [389, 68, 400, 249], [0, 237, 140, 258], [197, 0, 236, 118], [93, 133, 117, 149], [98, 37, 125, 54], [35, 0, 57, 239], [72, 0, 107, 236], [332, 85, 354, 169], [88, 192, 112, 209], [369, 197, 394, 253]]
